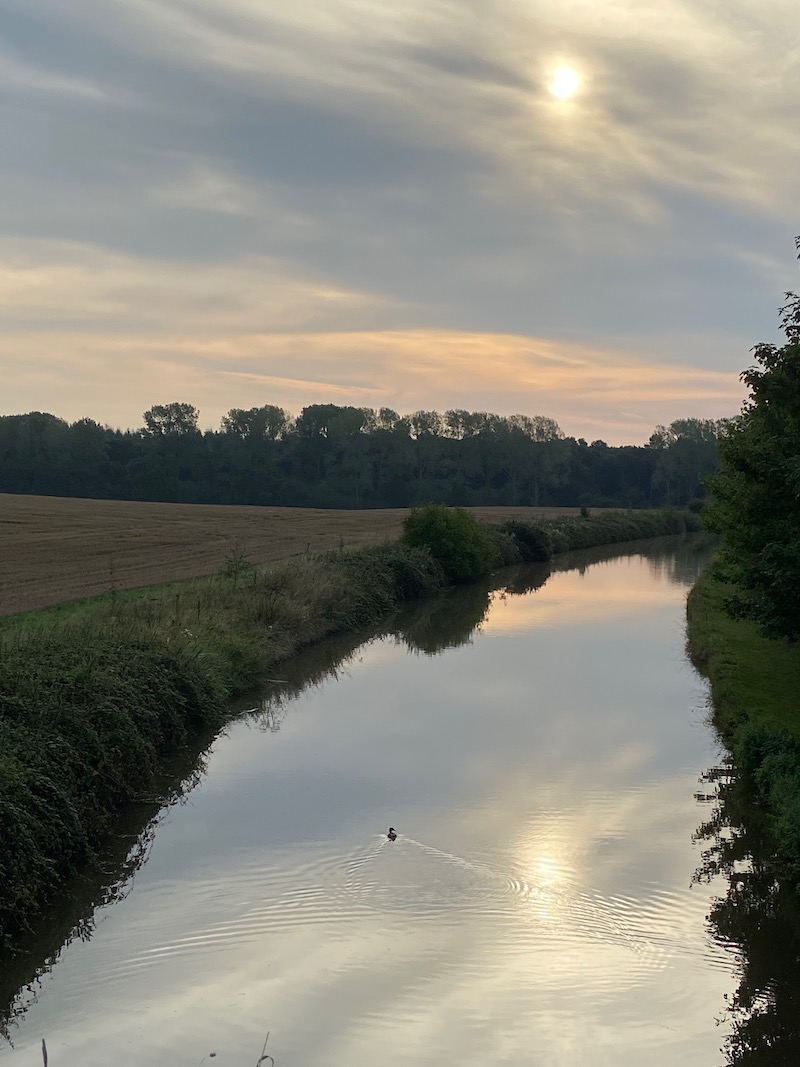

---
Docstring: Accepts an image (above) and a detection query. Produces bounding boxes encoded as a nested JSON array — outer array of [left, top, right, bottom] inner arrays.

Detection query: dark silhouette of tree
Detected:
[[706, 243, 800, 638], [0, 402, 723, 509], [220, 405, 290, 440], [142, 402, 200, 437]]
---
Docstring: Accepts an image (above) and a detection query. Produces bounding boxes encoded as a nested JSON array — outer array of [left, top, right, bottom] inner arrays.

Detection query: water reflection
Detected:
[[397, 562, 550, 655], [0, 747, 210, 1041], [552, 532, 717, 588], [694, 761, 800, 1064], [2, 532, 733, 1062], [1, 563, 521, 1038]]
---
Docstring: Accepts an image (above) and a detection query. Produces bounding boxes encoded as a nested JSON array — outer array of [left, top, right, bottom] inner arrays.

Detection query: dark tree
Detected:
[[706, 246, 800, 638], [142, 402, 200, 437], [220, 405, 290, 440]]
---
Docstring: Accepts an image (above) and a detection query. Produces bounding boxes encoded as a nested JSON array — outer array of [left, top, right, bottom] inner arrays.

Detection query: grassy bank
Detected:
[[687, 565, 800, 890], [0, 508, 698, 948]]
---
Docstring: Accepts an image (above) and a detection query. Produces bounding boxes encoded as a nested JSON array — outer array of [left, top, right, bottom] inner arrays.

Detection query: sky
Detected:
[[1, 0, 798, 444]]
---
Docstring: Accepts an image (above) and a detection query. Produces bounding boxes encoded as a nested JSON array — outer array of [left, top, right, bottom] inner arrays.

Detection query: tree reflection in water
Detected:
[[694, 761, 800, 1064]]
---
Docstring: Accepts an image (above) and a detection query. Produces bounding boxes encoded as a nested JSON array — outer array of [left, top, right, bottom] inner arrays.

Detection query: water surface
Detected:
[[3, 539, 756, 1064]]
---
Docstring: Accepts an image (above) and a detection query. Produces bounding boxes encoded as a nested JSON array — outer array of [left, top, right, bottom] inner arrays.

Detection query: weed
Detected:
[[220, 545, 252, 583]]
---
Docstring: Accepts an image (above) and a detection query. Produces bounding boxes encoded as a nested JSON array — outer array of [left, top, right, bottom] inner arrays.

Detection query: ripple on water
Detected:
[[66, 832, 730, 1000]]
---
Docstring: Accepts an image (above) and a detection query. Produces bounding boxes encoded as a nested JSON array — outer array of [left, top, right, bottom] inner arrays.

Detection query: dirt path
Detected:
[[0, 494, 587, 616]]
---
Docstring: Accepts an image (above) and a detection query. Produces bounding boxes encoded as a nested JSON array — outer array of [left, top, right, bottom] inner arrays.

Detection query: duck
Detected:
[[387, 827, 397, 842]]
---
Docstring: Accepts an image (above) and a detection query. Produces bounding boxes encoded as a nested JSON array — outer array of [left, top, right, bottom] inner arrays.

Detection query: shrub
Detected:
[[500, 520, 553, 562], [402, 504, 495, 582], [484, 527, 522, 567]]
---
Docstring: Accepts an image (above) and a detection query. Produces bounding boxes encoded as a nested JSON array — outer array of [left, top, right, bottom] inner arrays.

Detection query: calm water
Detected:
[[2, 538, 786, 1065]]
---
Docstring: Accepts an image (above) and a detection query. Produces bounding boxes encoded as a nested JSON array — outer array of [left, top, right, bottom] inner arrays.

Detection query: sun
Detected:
[[548, 66, 580, 99]]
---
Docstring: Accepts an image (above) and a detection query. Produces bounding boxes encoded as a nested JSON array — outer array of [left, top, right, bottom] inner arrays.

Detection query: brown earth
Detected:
[[0, 494, 590, 617]]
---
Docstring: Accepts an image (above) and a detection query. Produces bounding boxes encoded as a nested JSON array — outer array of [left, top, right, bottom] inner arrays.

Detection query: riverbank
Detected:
[[686, 566, 800, 891], [1, 508, 698, 949]]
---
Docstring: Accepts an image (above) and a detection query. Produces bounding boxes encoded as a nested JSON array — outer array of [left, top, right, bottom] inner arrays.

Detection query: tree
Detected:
[[294, 404, 371, 440], [706, 250, 800, 638], [220, 405, 289, 440], [142, 402, 200, 436], [651, 418, 722, 505]]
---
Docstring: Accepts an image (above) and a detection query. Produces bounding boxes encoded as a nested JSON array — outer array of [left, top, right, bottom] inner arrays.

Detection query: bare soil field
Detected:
[[0, 494, 592, 617]]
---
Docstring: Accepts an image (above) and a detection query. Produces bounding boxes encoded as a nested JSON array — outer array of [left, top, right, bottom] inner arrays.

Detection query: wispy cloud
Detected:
[[0, 239, 409, 333], [0, 0, 795, 435], [0, 326, 742, 442]]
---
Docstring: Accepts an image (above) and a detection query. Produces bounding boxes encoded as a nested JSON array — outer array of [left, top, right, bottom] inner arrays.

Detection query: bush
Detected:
[[402, 504, 496, 582], [500, 520, 553, 562], [484, 527, 522, 567]]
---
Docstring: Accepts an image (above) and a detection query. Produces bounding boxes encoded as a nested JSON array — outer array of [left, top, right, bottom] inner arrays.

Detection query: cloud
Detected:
[[0, 323, 743, 442], [0, 0, 794, 437], [0, 239, 409, 334]]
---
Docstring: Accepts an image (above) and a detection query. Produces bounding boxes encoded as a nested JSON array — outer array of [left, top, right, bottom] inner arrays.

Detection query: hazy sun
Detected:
[[548, 66, 580, 99]]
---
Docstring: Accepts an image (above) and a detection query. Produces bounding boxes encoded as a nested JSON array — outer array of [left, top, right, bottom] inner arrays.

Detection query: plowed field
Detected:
[[0, 494, 588, 616]]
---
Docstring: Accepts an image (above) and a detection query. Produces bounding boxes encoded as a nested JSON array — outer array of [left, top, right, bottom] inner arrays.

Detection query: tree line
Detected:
[[0, 402, 723, 509]]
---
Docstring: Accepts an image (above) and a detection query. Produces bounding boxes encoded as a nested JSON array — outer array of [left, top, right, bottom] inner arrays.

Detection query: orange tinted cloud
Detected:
[[0, 327, 742, 443]]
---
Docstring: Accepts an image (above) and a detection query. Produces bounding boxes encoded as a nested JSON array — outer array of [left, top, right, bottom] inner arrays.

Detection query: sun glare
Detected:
[[549, 66, 580, 99]]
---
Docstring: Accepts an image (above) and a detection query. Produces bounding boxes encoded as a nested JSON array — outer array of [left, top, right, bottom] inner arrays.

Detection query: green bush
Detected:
[[484, 527, 523, 567], [402, 504, 496, 582], [494, 510, 697, 562], [500, 520, 553, 562]]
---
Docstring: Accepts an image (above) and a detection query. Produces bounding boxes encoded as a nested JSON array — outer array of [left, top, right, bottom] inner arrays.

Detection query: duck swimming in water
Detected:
[[387, 827, 397, 841]]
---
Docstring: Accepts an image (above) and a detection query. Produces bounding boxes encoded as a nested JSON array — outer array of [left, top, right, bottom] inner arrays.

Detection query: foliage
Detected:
[[402, 505, 698, 579], [220, 404, 290, 440], [142, 402, 200, 437], [687, 568, 800, 892], [541, 509, 697, 554], [705, 270, 800, 638], [483, 527, 523, 568], [0, 405, 723, 508], [649, 418, 723, 505], [498, 509, 699, 561], [402, 504, 496, 581], [500, 520, 552, 561]]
